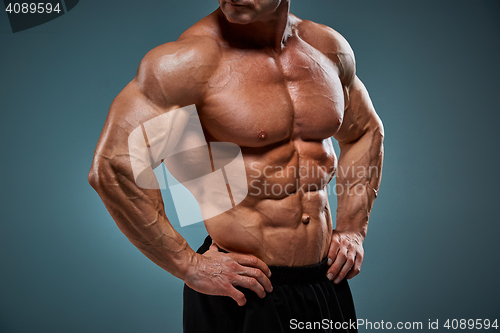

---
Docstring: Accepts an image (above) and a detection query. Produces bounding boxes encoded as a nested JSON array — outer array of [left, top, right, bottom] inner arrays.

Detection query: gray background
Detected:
[[1, 0, 499, 332]]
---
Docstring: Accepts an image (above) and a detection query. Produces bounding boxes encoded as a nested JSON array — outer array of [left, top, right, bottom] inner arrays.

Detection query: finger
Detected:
[[327, 247, 347, 280], [333, 250, 356, 284], [227, 285, 247, 306], [346, 251, 363, 280], [327, 235, 341, 265], [233, 275, 266, 298], [240, 266, 273, 293], [229, 254, 272, 278]]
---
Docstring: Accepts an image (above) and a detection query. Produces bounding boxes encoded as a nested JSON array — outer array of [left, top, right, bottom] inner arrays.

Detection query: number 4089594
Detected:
[[5, 3, 61, 14]]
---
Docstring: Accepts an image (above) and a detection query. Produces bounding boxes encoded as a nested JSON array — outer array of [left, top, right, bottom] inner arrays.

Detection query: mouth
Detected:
[[225, 1, 250, 7]]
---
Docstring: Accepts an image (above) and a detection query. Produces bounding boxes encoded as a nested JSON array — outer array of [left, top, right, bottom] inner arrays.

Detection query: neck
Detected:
[[218, 1, 292, 51]]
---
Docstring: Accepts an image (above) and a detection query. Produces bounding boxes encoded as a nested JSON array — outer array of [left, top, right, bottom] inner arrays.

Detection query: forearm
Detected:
[[336, 126, 384, 238], [89, 154, 195, 280]]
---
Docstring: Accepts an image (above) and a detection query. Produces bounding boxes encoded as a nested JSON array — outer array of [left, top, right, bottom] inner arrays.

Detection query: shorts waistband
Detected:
[[197, 236, 329, 285], [268, 258, 329, 284]]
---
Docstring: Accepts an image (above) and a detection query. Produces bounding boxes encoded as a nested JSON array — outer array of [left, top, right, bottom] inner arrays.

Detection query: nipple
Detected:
[[258, 130, 267, 140], [302, 215, 311, 225]]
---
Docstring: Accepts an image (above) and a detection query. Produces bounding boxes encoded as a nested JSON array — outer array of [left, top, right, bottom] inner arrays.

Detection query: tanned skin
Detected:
[[89, 0, 384, 307]]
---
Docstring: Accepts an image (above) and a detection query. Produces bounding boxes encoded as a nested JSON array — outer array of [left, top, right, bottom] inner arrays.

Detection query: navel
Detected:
[[302, 215, 311, 225]]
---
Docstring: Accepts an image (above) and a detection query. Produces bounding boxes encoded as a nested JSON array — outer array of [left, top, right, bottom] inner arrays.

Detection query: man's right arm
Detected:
[[88, 39, 206, 279], [88, 37, 272, 306]]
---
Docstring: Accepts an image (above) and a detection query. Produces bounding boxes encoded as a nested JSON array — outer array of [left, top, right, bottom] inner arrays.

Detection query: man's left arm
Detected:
[[328, 75, 384, 284]]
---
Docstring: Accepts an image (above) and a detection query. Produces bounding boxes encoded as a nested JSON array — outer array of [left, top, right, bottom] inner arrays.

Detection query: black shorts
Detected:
[[183, 236, 358, 333]]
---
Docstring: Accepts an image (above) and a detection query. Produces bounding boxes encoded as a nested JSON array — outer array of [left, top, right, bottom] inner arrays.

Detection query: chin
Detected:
[[221, 5, 257, 24], [225, 14, 255, 24]]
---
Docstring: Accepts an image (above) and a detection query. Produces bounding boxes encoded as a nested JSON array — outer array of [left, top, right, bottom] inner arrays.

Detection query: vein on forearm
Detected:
[[95, 154, 188, 263], [336, 126, 383, 234]]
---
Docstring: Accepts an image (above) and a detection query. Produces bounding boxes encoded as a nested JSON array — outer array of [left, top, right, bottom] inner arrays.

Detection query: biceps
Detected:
[[93, 81, 193, 188], [94, 82, 163, 157], [96, 80, 193, 153], [334, 76, 382, 144]]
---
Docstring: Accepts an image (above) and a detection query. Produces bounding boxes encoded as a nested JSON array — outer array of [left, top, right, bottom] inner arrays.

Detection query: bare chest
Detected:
[[199, 38, 345, 147]]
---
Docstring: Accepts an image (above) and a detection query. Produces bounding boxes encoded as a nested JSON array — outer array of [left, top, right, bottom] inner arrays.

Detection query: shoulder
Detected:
[[296, 19, 353, 56], [135, 27, 222, 107], [296, 18, 356, 87]]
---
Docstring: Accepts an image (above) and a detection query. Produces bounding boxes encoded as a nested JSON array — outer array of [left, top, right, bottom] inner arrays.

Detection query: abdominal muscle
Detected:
[[203, 139, 336, 267]]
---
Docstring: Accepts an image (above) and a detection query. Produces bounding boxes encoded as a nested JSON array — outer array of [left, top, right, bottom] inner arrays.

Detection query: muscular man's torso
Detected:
[[170, 11, 351, 266]]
